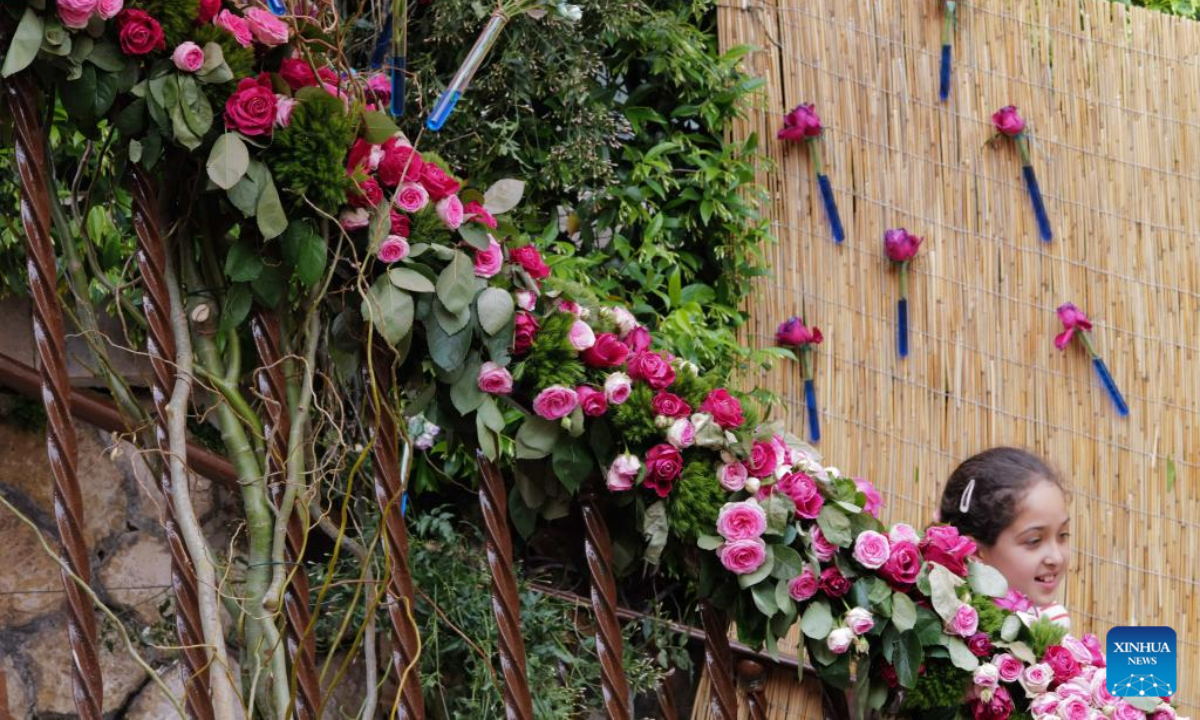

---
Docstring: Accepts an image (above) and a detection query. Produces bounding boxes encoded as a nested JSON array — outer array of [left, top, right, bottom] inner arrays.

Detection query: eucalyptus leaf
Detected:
[[360, 277, 414, 346], [477, 397, 506, 433], [697, 534, 722, 551], [207, 133, 251, 190], [426, 317, 472, 371], [476, 287, 514, 336], [928, 563, 965, 623], [1000, 614, 1022, 642], [551, 439, 592, 493], [362, 110, 400, 143], [389, 267, 436, 293], [433, 300, 472, 335], [515, 417, 560, 459], [891, 592, 917, 632], [228, 160, 267, 216], [449, 353, 485, 415], [642, 501, 669, 565], [800, 600, 833, 640], [944, 636, 980, 672], [968, 561, 1009, 598], [483, 178, 526, 215], [435, 251, 477, 314], [751, 582, 779, 618], [815, 505, 852, 547], [1, 10, 44, 78], [458, 222, 492, 251], [256, 171, 288, 239]]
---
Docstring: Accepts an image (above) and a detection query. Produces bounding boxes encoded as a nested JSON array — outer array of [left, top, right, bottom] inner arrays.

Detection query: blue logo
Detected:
[[1106, 626, 1177, 697]]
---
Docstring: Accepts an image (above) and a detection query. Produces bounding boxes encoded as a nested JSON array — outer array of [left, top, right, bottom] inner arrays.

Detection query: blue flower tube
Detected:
[[817, 174, 845, 244], [1017, 136, 1052, 241], [939, 2, 956, 102], [390, 56, 406, 118], [804, 378, 821, 443], [427, 12, 509, 132], [897, 297, 909, 358], [265, 0, 287, 15], [1092, 357, 1129, 417]]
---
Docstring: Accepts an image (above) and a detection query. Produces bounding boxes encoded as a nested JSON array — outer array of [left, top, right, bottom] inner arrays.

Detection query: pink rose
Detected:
[[1055, 302, 1093, 351], [1043, 646, 1081, 683], [581, 333, 629, 368], [643, 444, 683, 497], [1021, 664, 1055, 695], [603, 373, 632, 404], [365, 73, 391, 106], [845, 607, 874, 636], [608, 306, 638, 336], [515, 290, 536, 312], [58, 0, 98, 30], [557, 300, 582, 316], [920, 525, 977, 577], [196, 0, 219, 24], [994, 653, 1024, 683], [510, 245, 550, 280], [1081, 634, 1105, 668], [879, 541, 921, 589], [576, 386, 608, 417], [224, 76, 277, 136], [477, 361, 513, 395], [777, 103, 822, 142], [568, 321, 596, 351], [98, 0, 123, 20], [718, 462, 748, 492], [377, 143, 424, 186], [377, 235, 409, 263], [717, 538, 767, 575], [1030, 692, 1060, 716], [117, 9, 166, 55], [606, 454, 641, 492], [172, 41, 205, 72], [699, 389, 745, 429], [854, 476, 883, 517], [214, 9, 253, 48], [994, 589, 1034, 613], [968, 632, 994, 657], [947, 604, 979, 637], [652, 392, 691, 419], [810, 526, 837, 562], [884, 228, 923, 263], [626, 326, 651, 353], [1058, 698, 1091, 720], [1056, 679, 1091, 702], [349, 177, 384, 209], [992, 105, 1026, 136], [826, 627, 854, 655], [1061, 636, 1093, 665], [820, 567, 850, 598], [971, 686, 1013, 720], [973, 663, 1000, 688], [339, 207, 369, 231], [436, 195, 464, 230], [788, 568, 819, 601], [274, 96, 296, 127], [244, 7, 289, 46], [716, 501, 767, 541], [395, 182, 429, 213], [746, 441, 779, 478], [776, 317, 823, 346], [852, 531, 890, 569], [513, 312, 539, 354], [888, 523, 920, 545], [532, 385, 578, 420], [463, 200, 498, 229], [626, 351, 676, 390], [666, 418, 694, 449], [1113, 704, 1147, 720], [1151, 710, 1177, 720], [777, 471, 824, 519], [279, 58, 318, 89], [474, 238, 503, 278], [419, 162, 461, 201], [390, 211, 410, 237]]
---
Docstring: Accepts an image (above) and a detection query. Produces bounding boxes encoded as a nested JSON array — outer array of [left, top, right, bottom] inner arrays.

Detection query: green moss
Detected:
[[271, 89, 355, 213], [610, 384, 658, 447], [900, 659, 970, 712], [1027, 616, 1069, 659], [192, 25, 255, 86], [969, 593, 1008, 637], [520, 311, 586, 390], [667, 460, 724, 542], [669, 365, 716, 411]]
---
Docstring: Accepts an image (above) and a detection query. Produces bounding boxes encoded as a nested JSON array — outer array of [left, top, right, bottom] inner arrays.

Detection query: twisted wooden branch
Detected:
[[737, 658, 769, 720], [700, 602, 737, 720], [580, 490, 632, 720], [5, 71, 104, 720]]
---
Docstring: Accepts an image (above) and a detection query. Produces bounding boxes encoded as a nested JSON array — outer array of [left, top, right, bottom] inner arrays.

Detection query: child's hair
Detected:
[[938, 447, 1067, 546]]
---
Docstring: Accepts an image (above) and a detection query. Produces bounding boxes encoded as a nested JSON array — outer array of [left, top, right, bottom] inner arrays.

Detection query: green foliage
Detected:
[[668, 363, 717, 412], [667, 459, 724, 542], [192, 25, 255, 92], [901, 659, 969, 712], [519, 311, 586, 390], [610, 384, 659, 446], [968, 593, 1007, 637], [270, 90, 355, 213], [1114, 0, 1200, 20], [131, 0, 201, 48], [1027, 616, 1070, 659], [0, 391, 48, 432]]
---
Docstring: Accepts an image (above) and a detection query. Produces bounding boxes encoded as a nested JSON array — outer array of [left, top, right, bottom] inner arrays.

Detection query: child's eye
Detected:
[[1025, 538, 1041, 547], [1059, 532, 1071, 540]]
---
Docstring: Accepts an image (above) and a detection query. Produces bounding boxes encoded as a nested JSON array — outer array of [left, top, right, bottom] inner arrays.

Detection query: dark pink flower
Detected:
[[510, 245, 550, 280], [993, 589, 1034, 613], [513, 312, 540, 355], [463, 200, 497, 229], [819, 567, 850, 598], [643, 444, 683, 497], [919, 525, 976, 577], [879, 541, 921, 590], [224, 77, 277, 136], [651, 392, 690, 419], [581, 333, 629, 368], [778, 103, 822, 142], [746, 441, 779, 479], [1043, 645, 1082, 683], [280, 58, 319, 89], [627, 351, 675, 390], [884, 228, 923, 263], [576, 386, 608, 417], [419, 162, 461, 201], [970, 686, 1013, 720], [117, 9, 166, 55], [992, 106, 1026, 137], [967, 632, 994, 657], [699, 389, 744, 429], [1055, 302, 1093, 351], [776, 317, 823, 347]]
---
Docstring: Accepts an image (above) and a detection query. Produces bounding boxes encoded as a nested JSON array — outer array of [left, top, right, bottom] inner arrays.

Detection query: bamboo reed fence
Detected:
[[714, 0, 1200, 715]]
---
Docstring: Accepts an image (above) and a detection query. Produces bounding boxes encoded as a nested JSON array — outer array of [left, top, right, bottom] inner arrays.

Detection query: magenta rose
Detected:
[[884, 228, 923, 263], [172, 41, 205, 72], [477, 362, 513, 395], [581, 333, 629, 368], [463, 200, 497, 229], [717, 538, 767, 575], [775, 316, 823, 346], [349, 177, 384, 209], [644, 443, 683, 489], [510, 245, 551, 280], [651, 392, 691, 419], [117, 9, 166, 55], [746, 441, 780, 479], [513, 312, 540, 355], [777, 471, 824, 519], [788, 567, 819, 601], [852, 530, 890, 569], [224, 77, 277, 137], [919, 525, 977, 577], [810, 527, 837, 561], [1055, 302, 1094, 351], [717, 462, 747, 491], [699, 389, 744, 429], [1043, 645, 1081, 683], [604, 373, 632, 404], [627, 351, 676, 390], [474, 238, 503, 278], [994, 589, 1034, 613], [377, 142, 425, 187], [819, 567, 850, 598], [879, 541, 921, 589], [1081, 633, 1105, 668], [389, 211, 410, 238], [576, 386, 608, 417], [196, 0, 220, 24], [853, 476, 883, 517], [279, 58, 319, 89], [970, 686, 1013, 720], [992, 105, 1026, 136], [716, 501, 767, 541], [533, 385, 578, 421], [993, 653, 1023, 683], [777, 103, 822, 142], [214, 9, 252, 48], [436, 195, 464, 230], [967, 632, 994, 657], [244, 7, 289, 46], [58, 0, 98, 30], [947, 604, 979, 637], [419, 162, 461, 201], [626, 326, 651, 353], [377, 235, 409, 263], [365, 73, 391, 106], [395, 182, 429, 213]]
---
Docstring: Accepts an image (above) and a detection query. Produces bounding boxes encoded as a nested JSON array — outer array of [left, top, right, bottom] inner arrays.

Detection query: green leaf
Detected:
[[360, 277, 414, 346], [139, 131, 162, 169], [94, 72, 118, 116], [483, 178, 525, 215], [62, 64, 97, 124], [281, 221, 326, 287], [458, 222, 492, 251], [477, 413, 498, 460], [86, 40, 126, 72], [177, 76, 212, 137], [1126, 698, 1164, 713], [770, 544, 804, 580], [1002, 640, 1036, 664], [1000, 614, 1022, 642], [815, 505, 852, 547], [928, 563, 965, 623], [433, 300, 472, 335], [515, 417, 561, 459], [435, 251, 477, 314], [196, 43, 231, 82], [220, 283, 252, 333], [256, 172, 288, 240], [551, 439, 592, 493], [968, 561, 1009, 598], [225, 244, 264, 282], [944, 636, 980, 672], [891, 592, 917, 632], [169, 103, 202, 151], [892, 630, 923, 689], [667, 269, 681, 308], [477, 397, 506, 433], [426, 318, 472, 371], [388, 267, 436, 293], [207, 133, 251, 190], [737, 546, 775, 588], [251, 265, 286, 308], [114, 98, 146, 137], [362, 110, 400, 143], [751, 582, 779, 617], [763, 493, 795, 535], [800, 600, 833, 640], [697, 534, 723, 551], [477, 287, 514, 336], [1, 10, 44, 78], [227, 160, 266, 216], [450, 353, 485, 415], [642, 501, 669, 565]]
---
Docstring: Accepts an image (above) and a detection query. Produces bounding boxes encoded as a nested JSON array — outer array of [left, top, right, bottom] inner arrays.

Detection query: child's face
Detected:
[[976, 480, 1071, 607]]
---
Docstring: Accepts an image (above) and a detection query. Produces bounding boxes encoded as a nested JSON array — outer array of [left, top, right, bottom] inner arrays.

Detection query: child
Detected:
[[937, 447, 1072, 629]]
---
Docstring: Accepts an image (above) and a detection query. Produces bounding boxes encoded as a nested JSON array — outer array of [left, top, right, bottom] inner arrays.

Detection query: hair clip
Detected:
[[959, 478, 976, 513]]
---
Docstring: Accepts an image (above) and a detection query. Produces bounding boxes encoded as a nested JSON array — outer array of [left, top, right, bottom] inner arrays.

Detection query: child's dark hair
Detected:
[[938, 447, 1067, 546]]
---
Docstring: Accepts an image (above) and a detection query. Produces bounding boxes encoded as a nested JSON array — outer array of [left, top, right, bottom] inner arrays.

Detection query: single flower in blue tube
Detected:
[[939, 1, 958, 102], [992, 105, 1052, 242], [884, 228, 923, 359], [776, 317, 824, 442], [778, 103, 845, 243], [1054, 302, 1129, 416]]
